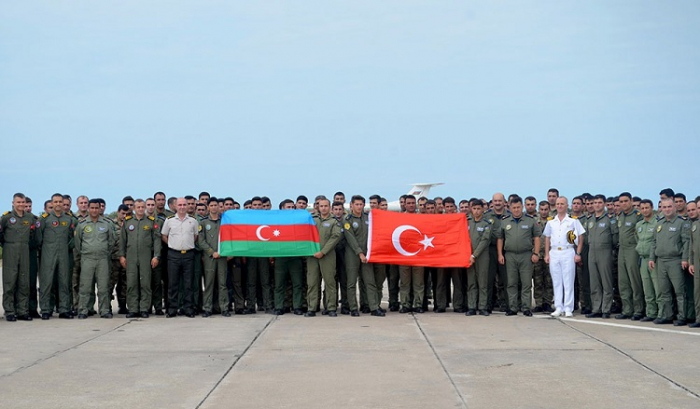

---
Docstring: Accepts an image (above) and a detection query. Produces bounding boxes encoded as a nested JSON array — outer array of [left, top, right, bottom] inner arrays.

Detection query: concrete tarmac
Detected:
[[1, 290, 699, 408], [2, 306, 699, 408]]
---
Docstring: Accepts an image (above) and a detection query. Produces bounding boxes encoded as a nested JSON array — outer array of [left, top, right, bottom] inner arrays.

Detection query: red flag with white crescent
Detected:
[[367, 209, 472, 267]]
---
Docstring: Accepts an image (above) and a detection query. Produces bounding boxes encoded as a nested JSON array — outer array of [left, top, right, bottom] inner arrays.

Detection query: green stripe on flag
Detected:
[[220, 240, 320, 258]]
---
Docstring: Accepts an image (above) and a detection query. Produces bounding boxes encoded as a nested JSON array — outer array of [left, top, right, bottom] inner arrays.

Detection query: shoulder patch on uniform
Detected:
[[547, 216, 554, 221], [486, 219, 493, 224], [125, 216, 132, 221], [42, 213, 49, 218], [148, 216, 155, 221], [2, 211, 9, 216]]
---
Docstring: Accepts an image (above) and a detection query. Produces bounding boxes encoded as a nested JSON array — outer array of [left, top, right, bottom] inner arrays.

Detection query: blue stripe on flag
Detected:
[[221, 209, 315, 226]]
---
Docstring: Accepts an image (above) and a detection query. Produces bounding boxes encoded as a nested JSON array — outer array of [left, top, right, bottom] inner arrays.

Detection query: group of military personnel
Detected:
[[1, 187, 699, 329]]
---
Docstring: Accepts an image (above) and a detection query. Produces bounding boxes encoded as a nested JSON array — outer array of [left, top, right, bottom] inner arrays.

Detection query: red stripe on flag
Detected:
[[220, 224, 319, 243]]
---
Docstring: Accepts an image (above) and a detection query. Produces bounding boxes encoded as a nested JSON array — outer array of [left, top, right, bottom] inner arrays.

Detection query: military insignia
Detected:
[[477, 227, 484, 232], [198, 225, 202, 232], [154, 224, 159, 230], [669, 227, 677, 232], [488, 218, 494, 224], [588, 221, 594, 228], [344, 223, 350, 230], [205, 224, 211, 231], [23, 220, 29, 225], [125, 216, 132, 221], [98, 227, 106, 232], [547, 216, 554, 220], [322, 222, 330, 227], [599, 223, 606, 228], [36, 221, 41, 228], [365, 220, 369, 225], [2, 211, 9, 216], [42, 213, 48, 218], [637, 227, 642, 233], [352, 222, 358, 228], [567, 230, 576, 244], [52, 220, 59, 227], [505, 225, 512, 231], [617, 221, 622, 228], [148, 216, 155, 221], [9, 217, 16, 224], [656, 225, 662, 232], [128, 225, 135, 231], [84, 225, 93, 233], [521, 224, 529, 229], [692, 225, 697, 232], [144, 225, 150, 231], [61, 221, 68, 226]]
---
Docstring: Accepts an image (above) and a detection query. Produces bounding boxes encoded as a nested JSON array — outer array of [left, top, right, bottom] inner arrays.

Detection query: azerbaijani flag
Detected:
[[219, 210, 320, 257]]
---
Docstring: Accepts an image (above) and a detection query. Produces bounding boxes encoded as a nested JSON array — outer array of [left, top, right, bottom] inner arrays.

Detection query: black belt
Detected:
[[169, 248, 194, 254]]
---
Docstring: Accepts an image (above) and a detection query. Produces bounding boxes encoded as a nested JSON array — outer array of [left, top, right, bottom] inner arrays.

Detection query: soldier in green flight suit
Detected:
[[688, 197, 700, 328], [306, 198, 342, 317], [649, 198, 691, 326], [0, 193, 35, 321], [586, 195, 619, 319], [465, 198, 492, 316], [496, 196, 541, 316], [198, 198, 231, 317], [36, 193, 75, 320], [110, 205, 130, 314], [615, 192, 644, 320], [119, 199, 162, 318], [486, 193, 510, 312], [153, 191, 173, 314], [332, 201, 349, 313], [23, 197, 41, 317], [273, 199, 305, 315], [344, 195, 384, 317], [532, 200, 554, 312], [635, 199, 658, 321], [75, 199, 117, 319]]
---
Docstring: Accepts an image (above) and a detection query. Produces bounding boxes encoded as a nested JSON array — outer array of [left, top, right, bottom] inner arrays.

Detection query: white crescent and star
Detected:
[[391, 225, 435, 257], [255, 225, 281, 241]]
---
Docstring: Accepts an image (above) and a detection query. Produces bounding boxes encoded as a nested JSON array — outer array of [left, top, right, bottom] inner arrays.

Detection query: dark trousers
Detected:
[[167, 249, 194, 315]]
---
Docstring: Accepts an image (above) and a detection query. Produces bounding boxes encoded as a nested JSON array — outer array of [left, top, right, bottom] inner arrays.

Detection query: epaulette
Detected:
[[633, 209, 641, 216], [42, 213, 49, 218], [486, 218, 493, 224], [166, 215, 176, 219], [2, 211, 9, 216], [125, 216, 132, 221], [548, 216, 554, 221], [680, 215, 688, 220], [525, 213, 535, 218], [148, 216, 155, 221]]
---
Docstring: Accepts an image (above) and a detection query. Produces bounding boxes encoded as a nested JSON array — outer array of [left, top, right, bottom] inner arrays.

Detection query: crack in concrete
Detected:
[[194, 316, 277, 409], [412, 315, 469, 409], [559, 319, 700, 400], [0, 320, 132, 379]]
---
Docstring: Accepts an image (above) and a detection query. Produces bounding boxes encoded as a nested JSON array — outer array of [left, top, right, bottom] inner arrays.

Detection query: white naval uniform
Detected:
[[543, 215, 586, 313]]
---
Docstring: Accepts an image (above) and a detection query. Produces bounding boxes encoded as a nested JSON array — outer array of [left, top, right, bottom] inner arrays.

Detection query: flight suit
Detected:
[[636, 217, 658, 318], [466, 216, 491, 311], [307, 214, 341, 312], [75, 217, 116, 316], [533, 216, 554, 309], [344, 212, 380, 312], [109, 218, 127, 312], [0, 210, 35, 317], [274, 257, 304, 311], [71, 213, 88, 312], [496, 214, 541, 312], [247, 256, 272, 311], [36, 211, 75, 315], [486, 210, 509, 311], [587, 213, 618, 314], [650, 216, 690, 322], [617, 209, 644, 317], [119, 215, 161, 314], [573, 214, 592, 312], [335, 230, 348, 311], [198, 217, 229, 314], [689, 219, 700, 324], [153, 211, 170, 312]]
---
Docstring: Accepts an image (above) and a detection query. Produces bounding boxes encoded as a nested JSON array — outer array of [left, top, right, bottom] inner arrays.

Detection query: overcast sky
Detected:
[[1, 1, 698, 212]]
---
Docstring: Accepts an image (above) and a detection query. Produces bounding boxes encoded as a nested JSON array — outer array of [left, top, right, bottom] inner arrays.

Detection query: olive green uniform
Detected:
[[587, 213, 618, 314], [689, 219, 700, 324], [650, 216, 690, 321], [274, 257, 304, 310], [0, 210, 35, 317], [153, 211, 171, 311], [334, 226, 348, 310], [36, 211, 75, 315], [344, 213, 380, 312], [247, 256, 272, 311], [617, 209, 644, 317], [75, 217, 116, 316], [533, 216, 553, 309], [307, 214, 341, 312], [573, 214, 591, 312], [635, 217, 658, 318], [71, 212, 88, 311], [496, 214, 541, 312], [119, 215, 161, 313], [466, 216, 491, 311], [109, 218, 127, 312], [198, 216, 229, 314], [486, 210, 509, 311]]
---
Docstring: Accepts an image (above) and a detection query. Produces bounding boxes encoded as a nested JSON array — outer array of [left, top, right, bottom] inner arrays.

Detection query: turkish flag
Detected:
[[367, 209, 472, 268]]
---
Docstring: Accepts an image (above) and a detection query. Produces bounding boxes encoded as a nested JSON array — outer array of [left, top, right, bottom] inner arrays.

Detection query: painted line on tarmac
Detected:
[[195, 316, 277, 409], [0, 320, 133, 379], [558, 319, 700, 400], [532, 314, 700, 337], [412, 315, 469, 409]]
